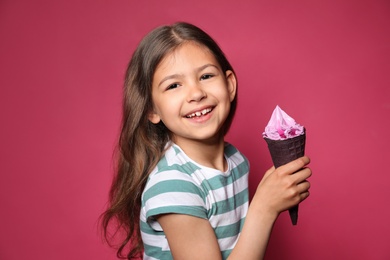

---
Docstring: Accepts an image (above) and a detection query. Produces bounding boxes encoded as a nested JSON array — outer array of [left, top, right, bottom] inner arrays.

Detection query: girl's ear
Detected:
[[225, 70, 237, 102], [148, 111, 161, 124]]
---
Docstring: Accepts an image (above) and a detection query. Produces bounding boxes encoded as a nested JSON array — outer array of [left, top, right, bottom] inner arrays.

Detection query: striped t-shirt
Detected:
[[140, 142, 249, 260]]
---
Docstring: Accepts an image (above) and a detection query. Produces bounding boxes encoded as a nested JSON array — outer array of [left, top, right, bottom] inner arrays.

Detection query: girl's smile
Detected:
[[184, 106, 214, 125], [148, 42, 237, 146], [185, 107, 213, 119]]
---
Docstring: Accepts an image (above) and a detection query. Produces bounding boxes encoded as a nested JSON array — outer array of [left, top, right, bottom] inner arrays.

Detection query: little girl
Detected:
[[102, 22, 311, 260]]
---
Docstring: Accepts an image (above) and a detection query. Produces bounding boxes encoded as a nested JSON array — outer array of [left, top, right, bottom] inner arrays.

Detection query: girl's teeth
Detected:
[[187, 108, 211, 118]]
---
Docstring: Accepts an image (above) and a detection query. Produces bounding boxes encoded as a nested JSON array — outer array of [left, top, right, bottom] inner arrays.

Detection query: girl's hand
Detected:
[[253, 156, 312, 219]]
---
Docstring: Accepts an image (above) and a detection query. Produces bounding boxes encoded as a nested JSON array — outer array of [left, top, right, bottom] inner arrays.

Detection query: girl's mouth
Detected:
[[185, 108, 213, 118]]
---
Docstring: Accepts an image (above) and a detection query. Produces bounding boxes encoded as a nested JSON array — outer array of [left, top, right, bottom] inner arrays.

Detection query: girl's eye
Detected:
[[166, 83, 179, 90], [200, 74, 214, 80]]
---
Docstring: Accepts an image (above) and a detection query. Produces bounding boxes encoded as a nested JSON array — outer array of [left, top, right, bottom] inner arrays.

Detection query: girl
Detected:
[[102, 22, 311, 260]]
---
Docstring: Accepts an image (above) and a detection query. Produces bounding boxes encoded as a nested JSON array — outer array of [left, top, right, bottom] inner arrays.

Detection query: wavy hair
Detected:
[[101, 22, 238, 259]]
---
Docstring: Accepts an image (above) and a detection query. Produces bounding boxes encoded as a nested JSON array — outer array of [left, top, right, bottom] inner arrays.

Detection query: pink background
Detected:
[[1, 1, 389, 259]]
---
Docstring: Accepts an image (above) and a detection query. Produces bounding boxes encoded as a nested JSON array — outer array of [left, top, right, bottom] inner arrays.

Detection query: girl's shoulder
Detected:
[[147, 144, 201, 182], [224, 142, 250, 167], [142, 144, 207, 206]]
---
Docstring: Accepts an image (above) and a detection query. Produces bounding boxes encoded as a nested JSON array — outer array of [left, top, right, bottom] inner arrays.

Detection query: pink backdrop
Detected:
[[1, 1, 389, 259]]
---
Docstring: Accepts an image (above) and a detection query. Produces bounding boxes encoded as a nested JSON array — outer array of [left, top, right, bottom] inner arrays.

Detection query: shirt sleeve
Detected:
[[141, 169, 208, 231]]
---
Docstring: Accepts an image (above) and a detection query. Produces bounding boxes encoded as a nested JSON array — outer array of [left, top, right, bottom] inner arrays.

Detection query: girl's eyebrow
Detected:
[[157, 74, 182, 88], [157, 64, 219, 88]]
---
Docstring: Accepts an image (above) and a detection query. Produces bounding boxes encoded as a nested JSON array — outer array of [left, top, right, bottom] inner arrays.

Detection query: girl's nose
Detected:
[[187, 82, 206, 102]]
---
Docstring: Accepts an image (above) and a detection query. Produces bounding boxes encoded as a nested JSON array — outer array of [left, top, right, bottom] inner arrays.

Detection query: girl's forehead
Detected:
[[157, 42, 217, 70]]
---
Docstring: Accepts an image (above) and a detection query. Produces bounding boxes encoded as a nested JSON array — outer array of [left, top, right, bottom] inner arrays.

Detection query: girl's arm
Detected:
[[157, 156, 311, 260], [157, 213, 223, 260], [230, 156, 311, 259]]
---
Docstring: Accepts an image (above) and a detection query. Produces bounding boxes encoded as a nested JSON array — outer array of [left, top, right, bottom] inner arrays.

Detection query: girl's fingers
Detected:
[[296, 179, 311, 203], [297, 180, 311, 193], [299, 190, 310, 202], [292, 167, 312, 184], [277, 156, 310, 176]]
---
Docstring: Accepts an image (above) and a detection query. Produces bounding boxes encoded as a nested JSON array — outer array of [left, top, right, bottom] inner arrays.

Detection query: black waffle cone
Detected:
[[264, 132, 306, 225]]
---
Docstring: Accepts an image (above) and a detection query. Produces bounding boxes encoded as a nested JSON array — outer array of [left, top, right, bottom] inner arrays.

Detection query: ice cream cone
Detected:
[[264, 132, 306, 225]]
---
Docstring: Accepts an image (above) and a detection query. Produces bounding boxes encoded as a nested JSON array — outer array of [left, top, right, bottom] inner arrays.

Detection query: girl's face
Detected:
[[148, 42, 237, 147]]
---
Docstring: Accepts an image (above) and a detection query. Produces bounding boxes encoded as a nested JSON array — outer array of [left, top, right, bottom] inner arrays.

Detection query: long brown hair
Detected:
[[101, 22, 238, 259]]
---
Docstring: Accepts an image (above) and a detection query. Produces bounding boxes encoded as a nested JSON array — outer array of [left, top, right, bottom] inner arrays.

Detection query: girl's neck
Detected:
[[172, 136, 227, 172]]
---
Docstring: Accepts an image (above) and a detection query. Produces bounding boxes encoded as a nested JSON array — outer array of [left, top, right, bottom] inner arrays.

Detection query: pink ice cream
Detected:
[[263, 105, 304, 140], [262, 105, 306, 225]]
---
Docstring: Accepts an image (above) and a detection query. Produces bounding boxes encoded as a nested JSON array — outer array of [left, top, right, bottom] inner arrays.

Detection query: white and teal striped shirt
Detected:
[[140, 142, 249, 260]]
